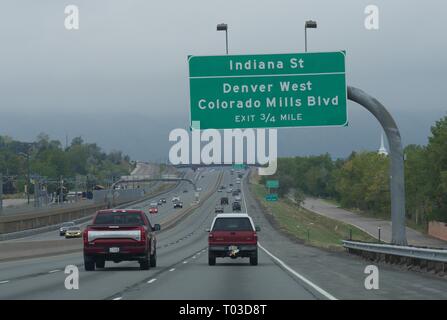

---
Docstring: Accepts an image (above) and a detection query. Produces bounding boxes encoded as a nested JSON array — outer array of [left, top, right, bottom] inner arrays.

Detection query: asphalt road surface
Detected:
[[0, 168, 446, 300], [302, 197, 447, 249]]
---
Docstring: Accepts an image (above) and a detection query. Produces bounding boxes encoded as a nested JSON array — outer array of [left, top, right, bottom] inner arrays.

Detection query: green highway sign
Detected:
[[266, 180, 279, 188], [265, 194, 278, 202], [233, 163, 245, 170], [188, 51, 347, 129]]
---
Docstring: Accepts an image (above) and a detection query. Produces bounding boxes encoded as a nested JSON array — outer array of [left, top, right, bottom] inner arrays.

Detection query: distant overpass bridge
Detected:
[[112, 177, 197, 191]]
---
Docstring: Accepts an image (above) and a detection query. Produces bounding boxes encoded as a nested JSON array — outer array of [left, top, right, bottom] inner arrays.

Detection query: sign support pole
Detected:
[[348, 86, 407, 245]]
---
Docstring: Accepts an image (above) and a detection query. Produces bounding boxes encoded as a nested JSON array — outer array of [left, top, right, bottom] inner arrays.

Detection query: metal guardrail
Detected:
[[342, 240, 447, 263]]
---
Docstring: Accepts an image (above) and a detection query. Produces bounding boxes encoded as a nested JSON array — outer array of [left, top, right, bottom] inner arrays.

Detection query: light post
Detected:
[[304, 20, 317, 52], [217, 23, 228, 54], [19, 152, 31, 204]]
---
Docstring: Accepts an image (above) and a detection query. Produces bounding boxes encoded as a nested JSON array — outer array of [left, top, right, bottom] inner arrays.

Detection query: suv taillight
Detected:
[[253, 232, 258, 241], [208, 232, 213, 240]]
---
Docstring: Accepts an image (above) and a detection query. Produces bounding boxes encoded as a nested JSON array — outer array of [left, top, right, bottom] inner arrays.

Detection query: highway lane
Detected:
[[0, 167, 446, 299], [0, 168, 241, 299]]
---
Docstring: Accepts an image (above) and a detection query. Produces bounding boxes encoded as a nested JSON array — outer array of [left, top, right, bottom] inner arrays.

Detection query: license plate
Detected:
[[109, 247, 120, 253], [228, 245, 238, 251]]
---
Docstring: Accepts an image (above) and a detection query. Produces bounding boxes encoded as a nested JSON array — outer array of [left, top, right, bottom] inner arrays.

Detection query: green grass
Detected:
[[250, 182, 377, 251]]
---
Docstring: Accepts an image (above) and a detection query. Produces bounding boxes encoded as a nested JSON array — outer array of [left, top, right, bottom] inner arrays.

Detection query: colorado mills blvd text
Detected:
[[188, 51, 348, 129]]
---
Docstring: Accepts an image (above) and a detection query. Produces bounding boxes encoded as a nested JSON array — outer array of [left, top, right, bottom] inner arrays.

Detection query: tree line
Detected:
[[260, 114, 447, 226], [0, 133, 132, 194]]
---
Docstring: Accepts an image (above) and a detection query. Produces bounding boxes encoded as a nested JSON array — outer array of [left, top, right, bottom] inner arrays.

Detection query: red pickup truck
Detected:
[[83, 209, 160, 271], [207, 213, 260, 266]]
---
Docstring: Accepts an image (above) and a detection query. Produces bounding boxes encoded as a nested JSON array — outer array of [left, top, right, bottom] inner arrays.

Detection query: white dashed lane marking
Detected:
[[0, 280, 9, 284], [169, 268, 175, 272], [147, 279, 157, 284], [48, 270, 60, 273]]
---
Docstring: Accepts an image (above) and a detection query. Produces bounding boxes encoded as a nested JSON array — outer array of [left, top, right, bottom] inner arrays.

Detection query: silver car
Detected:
[[59, 221, 75, 236]]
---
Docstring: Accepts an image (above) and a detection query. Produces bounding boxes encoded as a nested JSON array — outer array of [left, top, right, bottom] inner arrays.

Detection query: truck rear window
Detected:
[[94, 212, 144, 225], [212, 218, 253, 231]]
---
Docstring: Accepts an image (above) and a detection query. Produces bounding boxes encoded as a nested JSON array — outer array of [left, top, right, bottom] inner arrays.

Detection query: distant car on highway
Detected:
[[157, 199, 163, 205], [83, 209, 160, 271], [160, 198, 167, 203], [174, 201, 183, 209], [232, 201, 241, 211], [207, 213, 260, 266], [183, 189, 188, 193], [59, 221, 75, 236], [215, 206, 224, 213], [196, 187, 202, 192], [149, 206, 158, 214], [65, 226, 82, 238], [150, 202, 158, 207], [220, 197, 229, 205], [234, 195, 241, 202], [172, 196, 180, 202]]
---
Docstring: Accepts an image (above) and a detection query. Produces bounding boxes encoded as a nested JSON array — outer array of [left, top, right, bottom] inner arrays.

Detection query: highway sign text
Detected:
[[188, 51, 347, 129]]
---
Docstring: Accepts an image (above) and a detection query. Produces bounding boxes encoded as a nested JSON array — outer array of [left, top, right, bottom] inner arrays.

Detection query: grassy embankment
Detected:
[[249, 176, 377, 251]]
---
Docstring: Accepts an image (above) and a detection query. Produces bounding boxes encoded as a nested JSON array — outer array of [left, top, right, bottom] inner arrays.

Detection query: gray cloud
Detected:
[[0, 0, 446, 160]]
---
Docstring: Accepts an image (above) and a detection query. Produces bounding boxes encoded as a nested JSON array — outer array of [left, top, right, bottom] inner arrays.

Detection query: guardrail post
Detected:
[[348, 86, 407, 245], [378, 227, 381, 243]]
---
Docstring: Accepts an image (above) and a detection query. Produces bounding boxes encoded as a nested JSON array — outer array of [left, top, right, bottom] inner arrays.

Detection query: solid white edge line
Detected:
[[48, 270, 60, 273], [258, 243, 337, 300], [0, 280, 9, 284], [243, 169, 336, 300], [113, 297, 122, 300]]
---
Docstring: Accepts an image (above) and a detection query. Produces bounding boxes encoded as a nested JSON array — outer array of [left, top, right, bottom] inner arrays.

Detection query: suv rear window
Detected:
[[212, 218, 253, 231], [94, 211, 145, 225]]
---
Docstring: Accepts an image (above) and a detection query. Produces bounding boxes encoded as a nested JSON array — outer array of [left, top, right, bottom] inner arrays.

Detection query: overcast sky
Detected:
[[0, 0, 446, 161]]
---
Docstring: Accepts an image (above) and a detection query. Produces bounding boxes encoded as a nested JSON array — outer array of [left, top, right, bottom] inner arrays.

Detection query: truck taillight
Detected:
[[140, 227, 147, 242], [83, 230, 89, 245], [208, 232, 213, 239], [253, 232, 258, 240]]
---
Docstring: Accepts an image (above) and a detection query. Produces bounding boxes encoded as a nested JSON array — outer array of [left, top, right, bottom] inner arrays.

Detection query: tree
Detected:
[[293, 188, 306, 207], [425, 115, 447, 221]]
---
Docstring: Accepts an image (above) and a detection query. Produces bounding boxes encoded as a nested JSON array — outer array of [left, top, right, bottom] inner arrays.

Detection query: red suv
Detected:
[[207, 213, 260, 266], [83, 209, 160, 271]]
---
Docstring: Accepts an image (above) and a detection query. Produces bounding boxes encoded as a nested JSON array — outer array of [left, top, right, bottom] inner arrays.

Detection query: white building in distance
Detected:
[[378, 133, 388, 156]]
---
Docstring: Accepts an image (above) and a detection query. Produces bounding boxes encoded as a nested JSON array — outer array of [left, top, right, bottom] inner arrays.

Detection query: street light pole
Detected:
[[304, 20, 317, 52], [19, 152, 31, 204], [217, 23, 228, 54]]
